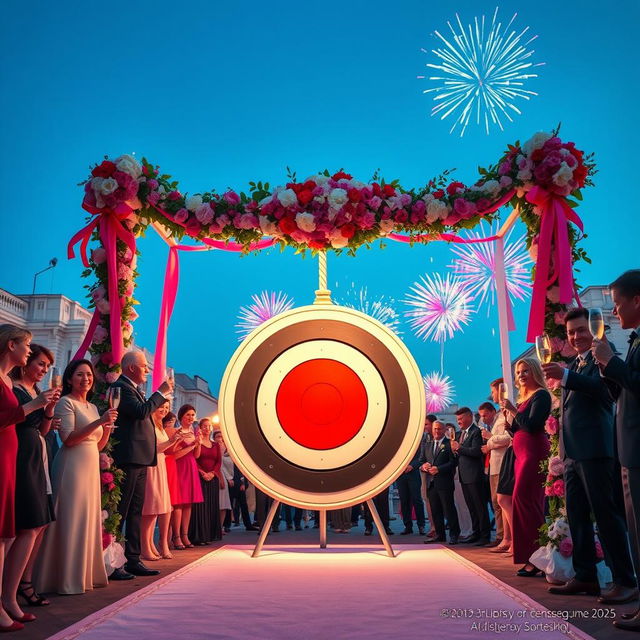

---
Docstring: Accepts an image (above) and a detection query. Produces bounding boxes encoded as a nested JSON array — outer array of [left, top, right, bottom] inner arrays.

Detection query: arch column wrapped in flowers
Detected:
[[69, 128, 594, 548]]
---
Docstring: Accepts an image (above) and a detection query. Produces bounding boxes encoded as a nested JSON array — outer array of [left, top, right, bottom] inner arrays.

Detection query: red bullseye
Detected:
[[275, 359, 368, 450]]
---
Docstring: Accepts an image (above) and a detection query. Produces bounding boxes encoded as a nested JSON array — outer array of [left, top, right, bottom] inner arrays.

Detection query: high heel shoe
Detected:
[[171, 536, 185, 550], [180, 536, 193, 548], [0, 621, 24, 633], [517, 565, 544, 577], [17, 581, 49, 607]]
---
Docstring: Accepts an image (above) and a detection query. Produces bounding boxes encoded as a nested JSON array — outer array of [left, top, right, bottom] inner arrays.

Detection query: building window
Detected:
[[37, 301, 44, 310]]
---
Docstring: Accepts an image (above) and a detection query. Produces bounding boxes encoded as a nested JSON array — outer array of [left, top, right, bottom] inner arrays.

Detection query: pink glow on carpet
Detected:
[[49, 545, 595, 640]]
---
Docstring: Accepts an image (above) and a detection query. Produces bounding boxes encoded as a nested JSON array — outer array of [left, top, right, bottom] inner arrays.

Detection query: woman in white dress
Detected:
[[35, 360, 117, 595], [213, 431, 232, 533], [140, 399, 180, 560]]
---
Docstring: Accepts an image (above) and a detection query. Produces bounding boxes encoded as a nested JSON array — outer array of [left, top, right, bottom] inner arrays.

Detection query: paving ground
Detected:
[[18, 519, 636, 640]]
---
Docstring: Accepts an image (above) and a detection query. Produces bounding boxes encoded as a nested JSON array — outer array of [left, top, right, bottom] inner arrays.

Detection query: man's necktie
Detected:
[[460, 430, 466, 444], [432, 440, 438, 457], [627, 331, 638, 362]]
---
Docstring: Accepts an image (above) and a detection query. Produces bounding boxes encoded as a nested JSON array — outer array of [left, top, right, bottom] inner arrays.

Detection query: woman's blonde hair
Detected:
[[0, 324, 31, 358], [514, 357, 548, 402]]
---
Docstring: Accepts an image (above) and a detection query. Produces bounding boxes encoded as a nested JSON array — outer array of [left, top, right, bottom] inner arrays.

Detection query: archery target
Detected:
[[219, 304, 425, 510]]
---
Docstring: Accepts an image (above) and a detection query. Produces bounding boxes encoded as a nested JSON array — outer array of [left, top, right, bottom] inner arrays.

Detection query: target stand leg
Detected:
[[252, 499, 281, 558], [366, 499, 395, 558], [319, 510, 327, 549]]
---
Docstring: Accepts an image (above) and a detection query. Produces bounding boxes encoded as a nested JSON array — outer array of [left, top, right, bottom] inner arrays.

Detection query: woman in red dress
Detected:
[[0, 325, 58, 631], [501, 357, 551, 577]]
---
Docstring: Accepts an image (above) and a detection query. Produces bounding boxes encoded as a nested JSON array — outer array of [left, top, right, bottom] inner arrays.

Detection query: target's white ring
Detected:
[[256, 341, 388, 470]]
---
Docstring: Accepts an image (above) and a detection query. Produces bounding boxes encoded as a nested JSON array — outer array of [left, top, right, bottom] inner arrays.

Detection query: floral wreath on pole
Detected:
[[69, 127, 595, 545]]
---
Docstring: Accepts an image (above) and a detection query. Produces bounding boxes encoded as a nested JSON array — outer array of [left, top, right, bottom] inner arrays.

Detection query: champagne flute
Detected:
[[107, 387, 120, 427], [498, 382, 508, 401], [588, 308, 605, 340], [535, 334, 552, 364], [50, 367, 62, 390]]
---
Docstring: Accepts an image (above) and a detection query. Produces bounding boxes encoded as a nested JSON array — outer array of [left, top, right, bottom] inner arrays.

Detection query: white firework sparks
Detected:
[[449, 224, 532, 314], [418, 8, 544, 136], [236, 291, 295, 341], [423, 372, 455, 413], [404, 273, 473, 342], [339, 286, 403, 336]]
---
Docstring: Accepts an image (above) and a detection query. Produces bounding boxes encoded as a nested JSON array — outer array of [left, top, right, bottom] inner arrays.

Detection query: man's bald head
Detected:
[[122, 350, 149, 385]]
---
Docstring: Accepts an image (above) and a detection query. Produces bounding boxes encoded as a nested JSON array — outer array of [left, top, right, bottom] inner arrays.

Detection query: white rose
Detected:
[[327, 188, 348, 209], [426, 199, 448, 223], [98, 177, 118, 196], [295, 212, 316, 232], [482, 179, 500, 197], [306, 174, 329, 185], [276, 188, 297, 208], [102, 510, 109, 521], [517, 169, 533, 182], [185, 195, 203, 212], [259, 216, 277, 236], [259, 195, 273, 207], [522, 132, 552, 157], [158, 185, 166, 195], [378, 219, 395, 234], [422, 193, 435, 204], [115, 154, 142, 179], [552, 162, 573, 187]]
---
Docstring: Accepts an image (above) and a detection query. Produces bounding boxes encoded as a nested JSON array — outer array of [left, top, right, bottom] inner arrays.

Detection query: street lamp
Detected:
[[32, 258, 58, 294]]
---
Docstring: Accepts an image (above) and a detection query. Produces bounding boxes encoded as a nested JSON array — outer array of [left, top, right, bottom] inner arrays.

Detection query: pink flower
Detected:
[[545, 484, 554, 496], [235, 213, 259, 229], [548, 455, 564, 476], [108, 483, 116, 491], [498, 160, 512, 175], [544, 416, 559, 436], [99, 453, 112, 470], [127, 307, 139, 321], [91, 286, 106, 302], [185, 219, 202, 237], [195, 203, 214, 225], [554, 311, 566, 326], [147, 191, 160, 206], [93, 325, 109, 344], [552, 479, 565, 497], [105, 371, 119, 384], [96, 299, 111, 315], [92, 248, 107, 264], [499, 176, 513, 188], [102, 531, 114, 550], [394, 210, 409, 224], [117, 263, 133, 281], [101, 471, 114, 484], [167, 190, 182, 201], [174, 208, 189, 224], [124, 281, 135, 297], [223, 191, 241, 205], [595, 541, 604, 560], [558, 538, 573, 558], [146, 179, 159, 190], [367, 196, 382, 210]]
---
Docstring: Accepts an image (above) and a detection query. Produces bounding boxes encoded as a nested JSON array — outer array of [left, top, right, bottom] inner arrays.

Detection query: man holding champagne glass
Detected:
[[108, 350, 174, 581]]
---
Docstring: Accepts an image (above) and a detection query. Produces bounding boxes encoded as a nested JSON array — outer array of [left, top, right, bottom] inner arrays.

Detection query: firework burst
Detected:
[[449, 224, 532, 314], [338, 286, 402, 336], [404, 273, 473, 342], [423, 372, 455, 413], [236, 291, 295, 341], [418, 7, 543, 136]]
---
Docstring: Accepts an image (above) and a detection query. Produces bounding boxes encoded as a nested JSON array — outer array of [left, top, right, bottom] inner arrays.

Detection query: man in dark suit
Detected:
[[396, 444, 426, 535], [364, 489, 394, 536], [110, 350, 172, 579], [450, 407, 490, 545], [420, 420, 460, 544], [230, 465, 259, 531], [543, 307, 636, 603], [592, 270, 640, 631]]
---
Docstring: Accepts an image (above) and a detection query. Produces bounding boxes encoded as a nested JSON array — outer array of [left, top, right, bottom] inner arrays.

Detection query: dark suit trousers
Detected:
[[565, 459, 635, 586], [621, 467, 640, 588], [428, 486, 460, 539], [117, 465, 147, 564], [282, 504, 303, 527], [396, 470, 426, 529], [461, 481, 490, 539], [364, 489, 390, 530], [230, 486, 252, 528]]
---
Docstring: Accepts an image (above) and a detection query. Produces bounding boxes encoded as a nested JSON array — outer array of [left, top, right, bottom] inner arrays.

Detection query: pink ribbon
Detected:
[[151, 237, 277, 391], [525, 186, 583, 343], [68, 201, 138, 365], [72, 308, 100, 361]]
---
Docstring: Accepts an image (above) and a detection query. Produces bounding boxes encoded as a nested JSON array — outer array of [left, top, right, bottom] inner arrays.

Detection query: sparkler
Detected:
[[418, 8, 543, 136], [236, 291, 295, 341]]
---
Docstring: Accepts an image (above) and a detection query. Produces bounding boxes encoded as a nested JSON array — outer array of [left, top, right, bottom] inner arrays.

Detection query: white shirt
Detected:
[[561, 350, 590, 387]]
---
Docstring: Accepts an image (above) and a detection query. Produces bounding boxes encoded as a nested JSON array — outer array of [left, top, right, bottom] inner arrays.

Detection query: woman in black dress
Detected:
[[6, 344, 59, 608]]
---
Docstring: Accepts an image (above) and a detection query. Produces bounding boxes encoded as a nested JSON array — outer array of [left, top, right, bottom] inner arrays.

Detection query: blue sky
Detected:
[[1, 0, 638, 408]]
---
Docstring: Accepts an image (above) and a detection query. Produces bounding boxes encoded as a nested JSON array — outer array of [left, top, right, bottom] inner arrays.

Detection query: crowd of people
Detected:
[[1, 269, 640, 634]]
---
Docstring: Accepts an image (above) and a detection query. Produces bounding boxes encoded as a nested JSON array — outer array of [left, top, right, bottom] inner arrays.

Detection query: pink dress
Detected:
[[173, 432, 203, 505]]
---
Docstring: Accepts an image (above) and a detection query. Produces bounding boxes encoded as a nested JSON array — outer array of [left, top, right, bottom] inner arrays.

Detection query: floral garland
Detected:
[[73, 129, 596, 544], [99, 450, 125, 546]]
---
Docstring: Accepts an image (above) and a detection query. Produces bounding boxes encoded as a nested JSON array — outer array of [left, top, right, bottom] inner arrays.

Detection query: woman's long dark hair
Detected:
[[62, 359, 96, 399]]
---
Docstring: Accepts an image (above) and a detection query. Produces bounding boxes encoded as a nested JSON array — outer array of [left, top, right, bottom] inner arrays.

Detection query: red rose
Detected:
[[432, 189, 445, 199], [574, 164, 588, 186], [531, 149, 545, 163], [278, 217, 297, 235], [298, 189, 314, 205], [382, 184, 396, 197], [303, 180, 317, 191], [372, 183, 382, 196], [446, 181, 465, 195], [92, 160, 117, 178], [185, 219, 202, 237], [347, 188, 362, 203], [340, 223, 356, 239], [309, 239, 327, 249], [332, 171, 352, 181]]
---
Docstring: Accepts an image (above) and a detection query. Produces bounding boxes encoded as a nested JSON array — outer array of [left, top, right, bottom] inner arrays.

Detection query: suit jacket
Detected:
[[560, 352, 615, 460], [423, 437, 457, 492], [111, 376, 164, 467], [455, 424, 485, 484], [603, 336, 640, 468]]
